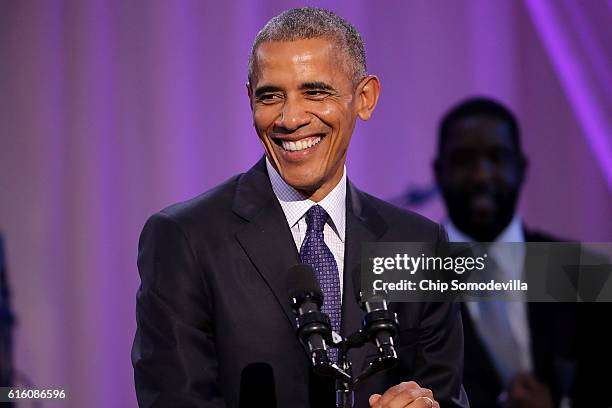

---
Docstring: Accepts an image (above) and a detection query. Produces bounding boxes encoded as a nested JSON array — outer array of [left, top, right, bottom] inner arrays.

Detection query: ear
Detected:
[[355, 75, 381, 121], [246, 82, 254, 112]]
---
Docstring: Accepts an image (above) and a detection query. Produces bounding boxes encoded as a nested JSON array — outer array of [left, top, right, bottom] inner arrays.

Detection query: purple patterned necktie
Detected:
[[300, 205, 342, 362]]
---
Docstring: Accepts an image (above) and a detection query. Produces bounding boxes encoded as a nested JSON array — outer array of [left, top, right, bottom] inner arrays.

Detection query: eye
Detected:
[[489, 149, 517, 166], [257, 93, 283, 104], [305, 90, 330, 99], [449, 151, 473, 167]]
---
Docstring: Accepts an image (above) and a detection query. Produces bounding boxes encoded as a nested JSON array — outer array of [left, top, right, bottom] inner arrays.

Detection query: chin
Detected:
[[287, 180, 322, 195], [471, 217, 498, 233], [279, 169, 323, 191]]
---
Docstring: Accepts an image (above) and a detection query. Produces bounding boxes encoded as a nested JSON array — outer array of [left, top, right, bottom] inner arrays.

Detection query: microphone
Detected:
[[352, 265, 399, 368], [287, 264, 333, 368], [362, 292, 399, 363], [238, 362, 277, 408]]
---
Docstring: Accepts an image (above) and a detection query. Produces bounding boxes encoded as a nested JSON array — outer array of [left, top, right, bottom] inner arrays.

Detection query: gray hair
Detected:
[[248, 7, 367, 85]]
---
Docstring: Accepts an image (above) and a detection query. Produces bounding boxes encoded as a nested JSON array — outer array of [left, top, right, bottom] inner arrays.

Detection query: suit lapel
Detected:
[[233, 158, 301, 329]]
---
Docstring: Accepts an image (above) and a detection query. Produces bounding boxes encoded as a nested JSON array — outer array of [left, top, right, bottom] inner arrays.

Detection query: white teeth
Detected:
[[281, 136, 323, 152]]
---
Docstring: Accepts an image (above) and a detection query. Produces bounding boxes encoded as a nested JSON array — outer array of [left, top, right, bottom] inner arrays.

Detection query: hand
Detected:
[[369, 381, 439, 408], [506, 372, 554, 408]]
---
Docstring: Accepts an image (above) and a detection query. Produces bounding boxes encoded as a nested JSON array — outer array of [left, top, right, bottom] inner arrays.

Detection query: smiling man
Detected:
[[133, 8, 468, 408], [249, 36, 367, 202]]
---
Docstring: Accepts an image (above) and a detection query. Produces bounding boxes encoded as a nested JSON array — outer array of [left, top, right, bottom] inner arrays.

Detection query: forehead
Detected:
[[252, 38, 350, 86], [444, 114, 517, 152]]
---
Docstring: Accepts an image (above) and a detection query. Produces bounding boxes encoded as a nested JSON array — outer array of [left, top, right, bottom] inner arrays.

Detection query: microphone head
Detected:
[[360, 289, 390, 312], [353, 264, 384, 311], [364, 296, 389, 313], [287, 264, 323, 307]]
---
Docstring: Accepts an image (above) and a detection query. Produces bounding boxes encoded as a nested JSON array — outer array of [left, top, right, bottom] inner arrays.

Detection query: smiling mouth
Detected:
[[274, 135, 325, 152]]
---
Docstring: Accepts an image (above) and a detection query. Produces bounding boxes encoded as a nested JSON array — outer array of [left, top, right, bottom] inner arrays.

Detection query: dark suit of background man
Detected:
[[434, 97, 611, 408], [132, 7, 468, 408]]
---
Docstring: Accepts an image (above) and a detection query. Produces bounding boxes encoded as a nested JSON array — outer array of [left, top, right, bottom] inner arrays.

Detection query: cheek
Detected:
[[253, 107, 278, 132], [502, 165, 524, 184], [441, 169, 468, 188], [313, 102, 353, 133], [317, 103, 336, 118]]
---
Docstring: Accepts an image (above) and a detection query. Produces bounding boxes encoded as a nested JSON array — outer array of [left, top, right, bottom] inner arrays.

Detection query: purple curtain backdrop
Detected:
[[1, 1, 611, 407]]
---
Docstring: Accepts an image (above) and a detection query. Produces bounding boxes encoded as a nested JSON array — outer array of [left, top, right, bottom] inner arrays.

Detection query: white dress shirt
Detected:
[[266, 158, 346, 297], [446, 216, 533, 372]]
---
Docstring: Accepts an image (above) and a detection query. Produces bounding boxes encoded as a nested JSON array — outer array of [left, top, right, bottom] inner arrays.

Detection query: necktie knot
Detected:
[[306, 205, 329, 235]]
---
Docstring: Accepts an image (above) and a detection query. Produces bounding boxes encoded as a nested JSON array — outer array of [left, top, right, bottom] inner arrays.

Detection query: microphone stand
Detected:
[[296, 298, 400, 408], [288, 265, 399, 408]]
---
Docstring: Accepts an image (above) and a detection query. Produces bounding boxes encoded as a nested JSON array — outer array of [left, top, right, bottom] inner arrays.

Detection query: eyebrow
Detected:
[[254, 85, 282, 99], [299, 82, 335, 92]]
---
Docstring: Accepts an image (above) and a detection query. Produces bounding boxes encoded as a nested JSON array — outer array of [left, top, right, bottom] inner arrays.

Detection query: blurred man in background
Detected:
[[433, 97, 611, 407]]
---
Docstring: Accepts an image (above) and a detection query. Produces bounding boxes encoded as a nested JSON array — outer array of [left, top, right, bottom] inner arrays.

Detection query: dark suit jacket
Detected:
[[461, 229, 612, 408], [132, 159, 469, 408]]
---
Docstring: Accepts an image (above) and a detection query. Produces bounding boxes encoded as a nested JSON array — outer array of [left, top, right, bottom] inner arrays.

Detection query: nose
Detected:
[[274, 96, 310, 132], [471, 157, 496, 184]]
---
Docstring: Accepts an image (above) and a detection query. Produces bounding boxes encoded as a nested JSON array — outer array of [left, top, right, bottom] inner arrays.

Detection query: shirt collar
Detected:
[[445, 215, 525, 280], [445, 214, 525, 243], [266, 157, 346, 242]]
